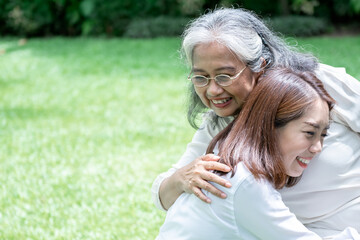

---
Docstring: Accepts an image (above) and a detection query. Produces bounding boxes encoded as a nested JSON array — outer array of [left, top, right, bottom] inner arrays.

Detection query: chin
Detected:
[[288, 171, 303, 178], [214, 109, 237, 118], [215, 113, 229, 117]]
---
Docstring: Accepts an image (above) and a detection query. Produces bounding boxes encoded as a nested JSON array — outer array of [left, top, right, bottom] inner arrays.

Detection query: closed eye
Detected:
[[305, 131, 315, 137], [321, 132, 328, 138]]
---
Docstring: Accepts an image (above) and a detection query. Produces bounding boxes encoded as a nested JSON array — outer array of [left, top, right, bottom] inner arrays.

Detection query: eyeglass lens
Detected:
[[191, 75, 232, 87]]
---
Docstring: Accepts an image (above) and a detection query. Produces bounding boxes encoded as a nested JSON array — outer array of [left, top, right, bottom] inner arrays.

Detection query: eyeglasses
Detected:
[[188, 66, 247, 87]]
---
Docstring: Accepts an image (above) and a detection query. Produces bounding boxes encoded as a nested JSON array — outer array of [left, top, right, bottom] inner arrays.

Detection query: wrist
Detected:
[[173, 169, 185, 194], [159, 171, 184, 210]]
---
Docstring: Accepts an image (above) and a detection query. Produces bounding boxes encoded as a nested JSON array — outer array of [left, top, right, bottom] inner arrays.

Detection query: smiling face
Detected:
[[277, 98, 330, 177], [191, 42, 260, 117]]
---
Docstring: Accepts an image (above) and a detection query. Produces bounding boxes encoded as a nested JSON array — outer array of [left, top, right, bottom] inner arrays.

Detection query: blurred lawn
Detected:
[[0, 35, 359, 240]]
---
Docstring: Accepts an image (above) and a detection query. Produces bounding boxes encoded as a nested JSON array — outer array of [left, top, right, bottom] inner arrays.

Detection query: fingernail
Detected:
[[221, 193, 227, 198], [206, 198, 212, 203], [225, 182, 232, 188]]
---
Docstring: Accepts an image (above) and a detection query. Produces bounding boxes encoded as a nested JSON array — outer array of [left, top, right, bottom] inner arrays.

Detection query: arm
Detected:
[[151, 114, 233, 211], [316, 64, 360, 132], [234, 176, 322, 240]]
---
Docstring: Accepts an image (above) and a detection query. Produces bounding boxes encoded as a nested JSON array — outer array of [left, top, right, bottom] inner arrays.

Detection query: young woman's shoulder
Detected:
[[232, 163, 278, 199], [229, 164, 321, 239]]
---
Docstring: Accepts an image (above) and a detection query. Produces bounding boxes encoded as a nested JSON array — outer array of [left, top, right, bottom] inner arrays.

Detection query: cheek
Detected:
[[282, 138, 308, 161], [194, 87, 210, 107], [231, 84, 254, 107], [278, 134, 297, 158], [231, 74, 257, 102]]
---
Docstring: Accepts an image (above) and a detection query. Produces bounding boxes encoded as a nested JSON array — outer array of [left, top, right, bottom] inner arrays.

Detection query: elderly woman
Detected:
[[152, 8, 360, 238]]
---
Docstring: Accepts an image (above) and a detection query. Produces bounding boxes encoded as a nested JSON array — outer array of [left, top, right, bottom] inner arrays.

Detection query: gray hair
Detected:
[[182, 8, 319, 129]]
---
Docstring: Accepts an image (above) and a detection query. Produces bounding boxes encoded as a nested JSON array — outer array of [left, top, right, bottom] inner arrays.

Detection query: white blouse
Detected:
[[151, 64, 360, 238], [156, 163, 322, 240]]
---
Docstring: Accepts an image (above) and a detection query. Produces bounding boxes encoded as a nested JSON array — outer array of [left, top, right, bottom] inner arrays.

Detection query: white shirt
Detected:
[[156, 163, 322, 240], [151, 64, 360, 238]]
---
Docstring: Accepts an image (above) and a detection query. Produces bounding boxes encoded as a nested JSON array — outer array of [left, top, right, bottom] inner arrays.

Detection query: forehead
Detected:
[[298, 98, 330, 127], [192, 42, 242, 69]]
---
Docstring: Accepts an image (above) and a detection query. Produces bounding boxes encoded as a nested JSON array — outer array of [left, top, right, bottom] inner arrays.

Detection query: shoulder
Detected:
[[315, 63, 360, 110], [231, 164, 280, 200], [316, 63, 346, 74], [315, 63, 346, 85], [316, 64, 359, 89]]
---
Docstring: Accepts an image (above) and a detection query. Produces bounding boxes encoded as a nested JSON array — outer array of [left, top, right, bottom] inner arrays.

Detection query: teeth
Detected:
[[296, 157, 310, 165], [212, 98, 230, 104]]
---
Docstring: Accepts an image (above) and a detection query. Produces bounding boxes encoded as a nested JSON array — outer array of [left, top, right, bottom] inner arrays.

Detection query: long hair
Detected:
[[206, 68, 335, 189], [182, 8, 319, 129]]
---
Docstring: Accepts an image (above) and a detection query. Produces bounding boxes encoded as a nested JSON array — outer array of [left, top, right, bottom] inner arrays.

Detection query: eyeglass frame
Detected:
[[188, 66, 247, 87]]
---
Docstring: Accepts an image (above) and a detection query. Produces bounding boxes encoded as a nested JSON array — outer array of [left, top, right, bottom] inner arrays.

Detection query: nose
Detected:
[[309, 139, 323, 154], [206, 78, 224, 96]]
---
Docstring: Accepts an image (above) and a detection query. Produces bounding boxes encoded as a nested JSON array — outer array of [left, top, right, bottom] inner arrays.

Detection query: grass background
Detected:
[[0, 35, 359, 239]]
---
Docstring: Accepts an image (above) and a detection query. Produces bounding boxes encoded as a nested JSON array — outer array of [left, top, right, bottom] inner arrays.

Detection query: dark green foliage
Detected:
[[240, 0, 282, 16], [80, 0, 144, 36], [0, 0, 183, 36], [1, 0, 85, 36], [2, 0, 53, 36], [0, 0, 359, 37], [123, 16, 191, 38], [314, 0, 360, 23], [269, 15, 328, 37]]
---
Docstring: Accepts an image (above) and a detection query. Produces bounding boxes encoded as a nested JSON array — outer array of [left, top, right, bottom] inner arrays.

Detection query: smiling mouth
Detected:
[[211, 97, 232, 105], [296, 156, 311, 168]]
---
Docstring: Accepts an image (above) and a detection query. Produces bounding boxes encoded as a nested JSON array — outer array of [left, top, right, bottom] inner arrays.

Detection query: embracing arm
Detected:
[[151, 115, 233, 211]]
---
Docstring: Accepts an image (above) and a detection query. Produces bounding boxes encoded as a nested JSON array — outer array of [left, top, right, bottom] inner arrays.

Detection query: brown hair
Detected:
[[206, 68, 335, 189]]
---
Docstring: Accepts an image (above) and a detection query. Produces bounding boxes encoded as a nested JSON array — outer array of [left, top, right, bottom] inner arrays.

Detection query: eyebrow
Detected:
[[304, 121, 330, 130], [191, 66, 237, 73]]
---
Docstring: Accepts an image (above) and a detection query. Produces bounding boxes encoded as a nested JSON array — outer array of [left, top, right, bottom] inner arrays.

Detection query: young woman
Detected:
[[152, 8, 360, 238], [156, 68, 339, 239]]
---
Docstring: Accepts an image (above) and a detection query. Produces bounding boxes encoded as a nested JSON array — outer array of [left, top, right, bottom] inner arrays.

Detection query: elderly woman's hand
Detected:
[[177, 154, 232, 203]]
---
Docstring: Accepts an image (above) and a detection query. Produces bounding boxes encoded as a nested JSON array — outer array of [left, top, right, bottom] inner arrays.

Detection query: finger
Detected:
[[203, 172, 232, 188], [200, 181, 228, 199], [193, 187, 212, 203], [204, 161, 231, 172]]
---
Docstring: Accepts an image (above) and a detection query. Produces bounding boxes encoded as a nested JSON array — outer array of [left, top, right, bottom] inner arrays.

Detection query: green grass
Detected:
[[0, 35, 359, 239]]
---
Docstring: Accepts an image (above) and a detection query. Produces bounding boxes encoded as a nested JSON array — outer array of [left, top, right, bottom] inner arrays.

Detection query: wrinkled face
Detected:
[[191, 42, 259, 117], [277, 98, 330, 177]]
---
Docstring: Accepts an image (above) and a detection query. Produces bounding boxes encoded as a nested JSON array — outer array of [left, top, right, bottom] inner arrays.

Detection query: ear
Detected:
[[260, 57, 267, 68], [254, 57, 267, 82]]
